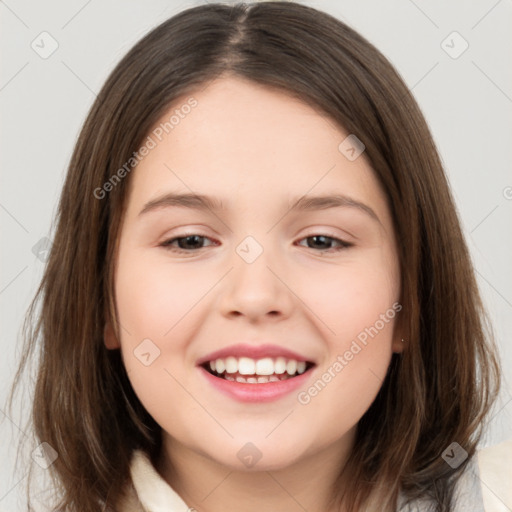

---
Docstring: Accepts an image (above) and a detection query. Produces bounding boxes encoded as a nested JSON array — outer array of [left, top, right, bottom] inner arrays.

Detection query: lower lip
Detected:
[[198, 366, 315, 403]]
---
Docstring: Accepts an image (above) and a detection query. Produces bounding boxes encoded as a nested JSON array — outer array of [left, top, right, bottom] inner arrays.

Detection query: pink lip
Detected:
[[198, 365, 315, 403], [196, 343, 314, 366]]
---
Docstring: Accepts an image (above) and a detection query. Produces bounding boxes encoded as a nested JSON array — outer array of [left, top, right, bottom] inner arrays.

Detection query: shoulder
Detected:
[[477, 438, 512, 511], [398, 439, 512, 512]]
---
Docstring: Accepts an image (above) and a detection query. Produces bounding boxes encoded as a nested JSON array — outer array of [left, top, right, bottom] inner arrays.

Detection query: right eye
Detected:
[[159, 234, 218, 253]]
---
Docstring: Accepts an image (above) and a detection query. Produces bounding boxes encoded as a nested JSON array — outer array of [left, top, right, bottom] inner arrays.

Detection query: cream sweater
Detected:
[[117, 440, 512, 511]]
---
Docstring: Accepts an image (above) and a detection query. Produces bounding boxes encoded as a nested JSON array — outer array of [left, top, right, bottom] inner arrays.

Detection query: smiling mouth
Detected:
[[201, 357, 316, 384]]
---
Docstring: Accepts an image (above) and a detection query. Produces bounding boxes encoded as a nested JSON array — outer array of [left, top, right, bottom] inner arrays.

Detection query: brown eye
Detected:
[[297, 234, 352, 252], [160, 234, 216, 252]]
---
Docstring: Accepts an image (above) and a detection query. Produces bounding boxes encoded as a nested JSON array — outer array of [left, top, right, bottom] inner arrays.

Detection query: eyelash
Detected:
[[159, 233, 353, 254]]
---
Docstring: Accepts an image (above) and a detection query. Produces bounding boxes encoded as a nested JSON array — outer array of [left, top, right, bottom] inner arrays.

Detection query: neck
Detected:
[[156, 430, 355, 512]]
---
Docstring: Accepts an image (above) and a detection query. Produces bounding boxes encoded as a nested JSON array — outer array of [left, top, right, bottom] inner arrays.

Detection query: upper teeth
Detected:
[[209, 357, 307, 376]]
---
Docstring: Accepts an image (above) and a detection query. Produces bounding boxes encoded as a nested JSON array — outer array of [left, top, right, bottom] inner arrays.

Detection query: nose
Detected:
[[218, 241, 294, 323]]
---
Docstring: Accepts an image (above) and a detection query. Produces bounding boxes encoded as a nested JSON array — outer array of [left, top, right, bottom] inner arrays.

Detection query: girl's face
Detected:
[[105, 75, 402, 472]]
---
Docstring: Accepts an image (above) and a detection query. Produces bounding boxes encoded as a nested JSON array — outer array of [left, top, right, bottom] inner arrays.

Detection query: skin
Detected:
[[104, 75, 403, 512]]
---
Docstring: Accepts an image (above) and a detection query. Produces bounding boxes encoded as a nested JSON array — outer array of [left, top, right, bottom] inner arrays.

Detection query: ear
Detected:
[[390, 304, 405, 354], [392, 336, 405, 354], [391, 321, 405, 354], [104, 321, 121, 350]]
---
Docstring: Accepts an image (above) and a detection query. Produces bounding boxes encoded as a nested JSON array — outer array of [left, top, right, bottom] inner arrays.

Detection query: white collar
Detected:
[[129, 449, 191, 511], [127, 442, 512, 511]]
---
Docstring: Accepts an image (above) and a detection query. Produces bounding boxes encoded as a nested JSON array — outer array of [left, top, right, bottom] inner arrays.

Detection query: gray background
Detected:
[[1, 0, 511, 510]]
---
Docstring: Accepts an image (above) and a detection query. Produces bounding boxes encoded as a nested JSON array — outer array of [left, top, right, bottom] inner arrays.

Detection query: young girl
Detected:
[[7, 2, 506, 511]]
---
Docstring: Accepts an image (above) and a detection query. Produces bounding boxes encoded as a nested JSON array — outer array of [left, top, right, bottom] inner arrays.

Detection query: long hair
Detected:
[[7, 2, 500, 511]]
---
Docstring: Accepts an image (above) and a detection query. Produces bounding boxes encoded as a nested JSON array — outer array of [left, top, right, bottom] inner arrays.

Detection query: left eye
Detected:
[[296, 234, 352, 252], [160, 234, 352, 253]]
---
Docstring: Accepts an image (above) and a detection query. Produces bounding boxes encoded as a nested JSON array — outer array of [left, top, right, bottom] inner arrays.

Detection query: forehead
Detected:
[[124, 75, 391, 227], [166, 76, 347, 167]]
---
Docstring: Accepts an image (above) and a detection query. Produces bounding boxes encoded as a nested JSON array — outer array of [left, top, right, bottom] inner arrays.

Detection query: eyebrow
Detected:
[[138, 192, 380, 224]]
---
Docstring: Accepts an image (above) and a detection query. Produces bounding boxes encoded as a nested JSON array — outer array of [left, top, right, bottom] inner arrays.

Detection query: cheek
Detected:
[[113, 247, 213, 426], [114, 246, 210, 344], [113, 245, 215, 406], [294, 247, 399, 413], [302, 246, 400, 345]]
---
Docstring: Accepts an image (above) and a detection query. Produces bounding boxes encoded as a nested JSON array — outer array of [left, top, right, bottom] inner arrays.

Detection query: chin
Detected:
[[201, 440, 308, 472]]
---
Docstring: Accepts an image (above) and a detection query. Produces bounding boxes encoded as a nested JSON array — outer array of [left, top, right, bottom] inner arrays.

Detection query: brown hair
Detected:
[[7, 2, 500, 511]]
